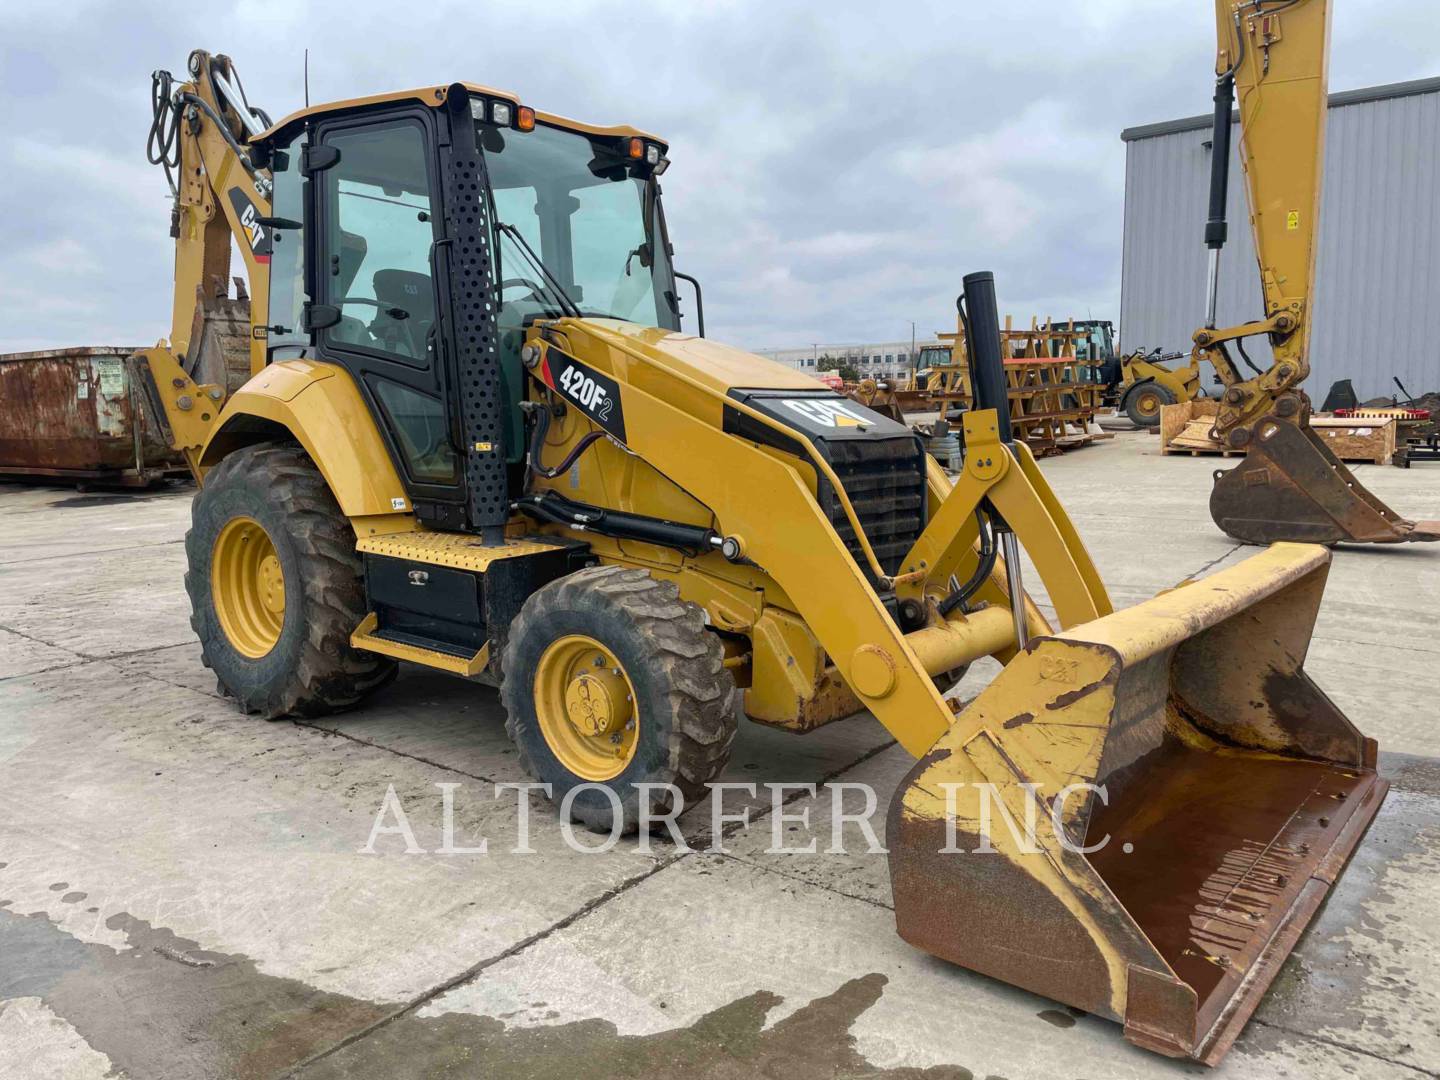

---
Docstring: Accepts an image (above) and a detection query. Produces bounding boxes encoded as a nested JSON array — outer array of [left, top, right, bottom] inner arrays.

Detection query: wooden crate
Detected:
[[1160, 399, 1227, 454], [1160, 400, 1399, 463], [1309, 416, 1398, 464]]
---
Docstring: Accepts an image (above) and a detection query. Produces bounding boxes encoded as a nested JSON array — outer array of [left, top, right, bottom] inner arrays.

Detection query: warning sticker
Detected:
[[95, 358, 126, 397]]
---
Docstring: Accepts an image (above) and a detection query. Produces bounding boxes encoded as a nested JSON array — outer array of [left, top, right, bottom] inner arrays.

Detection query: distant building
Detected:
[[1120, 77, 1440, 400], [749, 340, 940, 382]]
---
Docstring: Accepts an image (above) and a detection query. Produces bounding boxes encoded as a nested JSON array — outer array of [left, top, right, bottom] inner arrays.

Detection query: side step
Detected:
[[350, 612, 490, 676], [348, 530, 588, 676]]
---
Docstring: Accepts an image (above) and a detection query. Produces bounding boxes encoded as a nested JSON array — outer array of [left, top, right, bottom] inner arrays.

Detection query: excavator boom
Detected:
[[1193, 0, 1440, 543]]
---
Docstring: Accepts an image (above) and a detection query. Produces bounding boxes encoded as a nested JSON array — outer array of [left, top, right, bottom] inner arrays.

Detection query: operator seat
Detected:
[[331, 230, 371, 347], [371, 269, 435, 360]]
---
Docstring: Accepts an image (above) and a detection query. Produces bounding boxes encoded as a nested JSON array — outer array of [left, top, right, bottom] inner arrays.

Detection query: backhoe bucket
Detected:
[[1211, 418, 1440, 544], [888, 543, 1387, 1065]]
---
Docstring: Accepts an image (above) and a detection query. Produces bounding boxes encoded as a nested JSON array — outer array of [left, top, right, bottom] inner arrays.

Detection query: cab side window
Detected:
[[265, 135, 308, 360]]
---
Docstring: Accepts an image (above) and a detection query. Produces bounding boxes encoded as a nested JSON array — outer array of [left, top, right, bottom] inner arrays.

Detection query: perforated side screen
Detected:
[[439, 99, 509, 535]]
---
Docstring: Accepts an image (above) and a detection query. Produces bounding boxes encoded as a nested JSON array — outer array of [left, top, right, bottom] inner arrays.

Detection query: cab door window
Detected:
[[318, 118, 457, 487], [321, 120, 437, 364]]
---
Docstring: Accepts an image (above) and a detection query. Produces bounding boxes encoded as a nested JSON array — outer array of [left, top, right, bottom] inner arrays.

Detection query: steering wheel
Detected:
[[499, 278, 548, 303]]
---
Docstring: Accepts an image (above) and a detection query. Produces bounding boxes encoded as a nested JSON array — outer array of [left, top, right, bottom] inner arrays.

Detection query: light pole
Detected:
[[909, 321, 917, 381]]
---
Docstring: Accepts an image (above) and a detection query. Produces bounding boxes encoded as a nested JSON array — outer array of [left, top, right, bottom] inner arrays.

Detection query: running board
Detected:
[[350, 612, 490, 676]]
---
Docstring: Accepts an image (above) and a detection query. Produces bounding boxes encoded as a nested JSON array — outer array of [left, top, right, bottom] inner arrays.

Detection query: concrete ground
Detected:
[[1, 430, 1437, 1079]]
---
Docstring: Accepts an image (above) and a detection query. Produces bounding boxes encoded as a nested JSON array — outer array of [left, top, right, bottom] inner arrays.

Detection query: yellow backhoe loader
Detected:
[[1194, 0, 1439, 544], [133, 41, 1386, 1064]]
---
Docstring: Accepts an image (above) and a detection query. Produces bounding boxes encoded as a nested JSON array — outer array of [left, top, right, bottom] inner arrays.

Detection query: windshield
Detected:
[[479, 122, 678, 331], [918, 346, 951, 367]]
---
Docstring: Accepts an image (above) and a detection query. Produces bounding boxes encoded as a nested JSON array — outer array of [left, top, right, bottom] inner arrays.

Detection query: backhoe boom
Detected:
[[1193, 0, 1440, 544]]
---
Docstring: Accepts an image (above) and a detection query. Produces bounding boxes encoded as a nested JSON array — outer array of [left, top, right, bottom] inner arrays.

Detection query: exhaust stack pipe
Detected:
[[960, 271, 1028, 650]]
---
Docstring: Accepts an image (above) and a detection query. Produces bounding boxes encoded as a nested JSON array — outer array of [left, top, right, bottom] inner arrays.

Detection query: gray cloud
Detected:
[[1, 0, 1435, 354]]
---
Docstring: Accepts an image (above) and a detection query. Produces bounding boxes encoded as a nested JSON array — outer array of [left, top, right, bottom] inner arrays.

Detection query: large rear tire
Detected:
[[185, 443, 396, 718], [500, 565, 736, 834]]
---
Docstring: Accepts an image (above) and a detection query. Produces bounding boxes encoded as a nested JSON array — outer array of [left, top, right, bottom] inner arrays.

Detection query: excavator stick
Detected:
[[888, 543, 1387, 1064], [1211, 418, 1440, 544]]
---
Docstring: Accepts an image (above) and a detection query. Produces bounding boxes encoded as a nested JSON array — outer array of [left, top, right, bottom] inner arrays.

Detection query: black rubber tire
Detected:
[[186, 443, 396, 719], [1123, 382, 1176, 427], [500, 565, 737, 834]]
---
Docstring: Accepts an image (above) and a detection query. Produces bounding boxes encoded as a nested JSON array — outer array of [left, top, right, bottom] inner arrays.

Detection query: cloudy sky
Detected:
[[2, 0, 1436, 354]]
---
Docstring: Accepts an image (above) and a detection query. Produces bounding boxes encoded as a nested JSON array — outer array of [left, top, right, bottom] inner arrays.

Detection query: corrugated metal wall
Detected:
[[1120, 81, 1440, 402]]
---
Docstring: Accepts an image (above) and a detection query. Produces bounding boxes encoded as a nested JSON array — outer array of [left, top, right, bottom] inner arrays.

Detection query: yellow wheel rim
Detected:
[[211, 516, 285, 659], [534, 635, 639, 781], [1134, 390, 1163, 418]]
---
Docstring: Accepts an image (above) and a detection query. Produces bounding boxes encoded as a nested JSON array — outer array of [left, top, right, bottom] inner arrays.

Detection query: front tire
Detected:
[[1124, 382, 1176, 427], [500, 565, 737, 834], [186, 443, 395, 718]]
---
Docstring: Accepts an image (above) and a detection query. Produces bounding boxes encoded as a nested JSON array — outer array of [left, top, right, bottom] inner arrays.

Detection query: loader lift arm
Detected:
[[1193, 0, 1440, 543]]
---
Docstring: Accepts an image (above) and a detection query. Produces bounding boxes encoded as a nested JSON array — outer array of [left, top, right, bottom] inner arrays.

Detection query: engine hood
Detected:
[[559, 319, 827, 396]]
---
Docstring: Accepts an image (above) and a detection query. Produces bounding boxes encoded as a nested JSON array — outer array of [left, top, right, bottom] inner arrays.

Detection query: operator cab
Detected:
[[256, 84, 682, 537]]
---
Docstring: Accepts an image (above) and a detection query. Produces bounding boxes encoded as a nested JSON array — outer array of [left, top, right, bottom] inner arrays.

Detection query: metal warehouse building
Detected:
[[1119, 77, 1440, 401]]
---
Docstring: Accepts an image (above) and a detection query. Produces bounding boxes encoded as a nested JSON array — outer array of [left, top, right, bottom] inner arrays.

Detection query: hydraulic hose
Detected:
[[938, 509, 998, 617], [147, 70, 182, 196], [524, 400, 605, 479]]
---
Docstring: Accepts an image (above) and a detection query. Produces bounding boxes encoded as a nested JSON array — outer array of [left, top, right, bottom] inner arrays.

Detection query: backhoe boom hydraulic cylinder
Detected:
[[1204, 72, 1234, 327]]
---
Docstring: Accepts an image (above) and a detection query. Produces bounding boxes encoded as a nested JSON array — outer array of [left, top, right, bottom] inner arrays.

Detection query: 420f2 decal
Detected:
[[538, 349, 627, 442]]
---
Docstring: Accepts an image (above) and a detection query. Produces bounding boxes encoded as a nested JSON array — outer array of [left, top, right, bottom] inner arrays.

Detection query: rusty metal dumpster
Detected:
[[0, 347, 189, 486]]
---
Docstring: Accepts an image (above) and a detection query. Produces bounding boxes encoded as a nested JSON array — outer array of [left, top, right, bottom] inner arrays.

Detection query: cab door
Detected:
[[307, 110, 463, 516]]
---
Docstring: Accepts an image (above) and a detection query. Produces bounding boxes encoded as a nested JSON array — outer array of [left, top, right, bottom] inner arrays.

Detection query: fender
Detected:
[[200, 360, 410, 521]]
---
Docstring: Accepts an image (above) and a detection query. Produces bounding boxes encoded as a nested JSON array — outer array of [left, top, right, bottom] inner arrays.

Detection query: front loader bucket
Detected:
[[888, 543, 1387, 1065], [1211, 418, 1440, 544]]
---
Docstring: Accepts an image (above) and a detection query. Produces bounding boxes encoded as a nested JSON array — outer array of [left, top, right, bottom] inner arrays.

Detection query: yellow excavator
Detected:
[[134, 33, 1385, 1065], [1194, 0, 1439, 543]]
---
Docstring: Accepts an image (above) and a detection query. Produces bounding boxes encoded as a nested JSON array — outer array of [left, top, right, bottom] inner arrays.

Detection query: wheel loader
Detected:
[[1193, 0, 1439, 544], [133, 36, 1386, 1065], [1066, 319, 1203, 428]]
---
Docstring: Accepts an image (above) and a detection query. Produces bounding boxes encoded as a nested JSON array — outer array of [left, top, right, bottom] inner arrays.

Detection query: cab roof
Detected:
[[253, 82, 664, 147]]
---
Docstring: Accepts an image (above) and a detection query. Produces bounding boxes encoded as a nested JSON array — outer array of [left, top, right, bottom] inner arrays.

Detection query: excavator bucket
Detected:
[[1211, 418, 1440, 544], [888, 543, 1387, 1065]]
